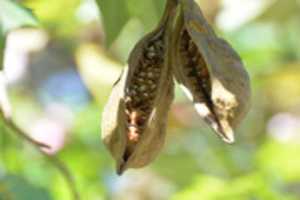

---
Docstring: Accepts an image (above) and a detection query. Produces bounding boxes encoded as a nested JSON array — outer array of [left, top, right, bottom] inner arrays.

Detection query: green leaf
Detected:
[[95, 0, 130, 47], [0, 33, 4, 70], [0, 0, 38, 34], [126, 0, 161, 31], [153, 0, 167, 18], [96, 0, 167, 47]]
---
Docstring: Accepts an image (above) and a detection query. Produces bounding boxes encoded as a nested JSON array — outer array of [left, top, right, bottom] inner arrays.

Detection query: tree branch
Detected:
[[0, 72, 80, 200], [0, 104, 81, 200]]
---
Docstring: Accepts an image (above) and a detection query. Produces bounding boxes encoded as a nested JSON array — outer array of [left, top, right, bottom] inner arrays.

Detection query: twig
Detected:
[[4, 118, 50, 148], [0, 71, 49, 149], [0, 37, 80, 200], [45, 155, 80, 200], [1, 111, 81, 200]]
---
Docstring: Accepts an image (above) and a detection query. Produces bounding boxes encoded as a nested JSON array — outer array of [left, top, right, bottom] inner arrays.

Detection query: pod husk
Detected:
[[101, 0, 176, 174], [172, 0, 251, 143]]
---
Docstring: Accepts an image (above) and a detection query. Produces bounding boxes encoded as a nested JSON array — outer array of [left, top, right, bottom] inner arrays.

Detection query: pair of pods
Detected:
[[101, 0, 251, 174]]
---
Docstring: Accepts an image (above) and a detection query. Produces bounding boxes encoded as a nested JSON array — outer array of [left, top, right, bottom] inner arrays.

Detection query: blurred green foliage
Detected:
[[1, 0, 300, 200]]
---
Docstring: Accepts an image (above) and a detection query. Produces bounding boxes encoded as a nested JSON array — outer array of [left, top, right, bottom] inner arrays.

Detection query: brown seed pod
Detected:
[[172, 0, 251, 143], [101, 0, 176, 175]]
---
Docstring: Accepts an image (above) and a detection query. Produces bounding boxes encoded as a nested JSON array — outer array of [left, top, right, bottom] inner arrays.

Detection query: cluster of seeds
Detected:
[[179, 30, 211, 102], [124, 33, 165, 147]]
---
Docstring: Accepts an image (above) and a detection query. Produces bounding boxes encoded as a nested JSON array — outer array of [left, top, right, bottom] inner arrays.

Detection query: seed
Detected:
[[146, 51, 156, 59], [139, 85, 147, 92], [137, 78, 144, 83], [153, 68, 160, 73], [142, 92, 150, 98], [155, 41, 164, 51], [192, 56, 199, 63], [148, 45, 155, 52], [128, 126, 140, 142], [125, 109, 130, 115], [141, 61, 150, 68], [152, 64, 161, 69], [128, 89, 137, 97], [147, 80, 154, 85], [150, 84, 156, 90], [140, 72, 146, 77], [133, 96, 142, 102], [125, 96, 132, 103], [147, 72, 154, 78]]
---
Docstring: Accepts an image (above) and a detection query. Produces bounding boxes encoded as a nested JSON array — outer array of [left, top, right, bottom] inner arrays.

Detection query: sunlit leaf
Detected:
[[0, 0, 38, 34], [126, 0, 161, 31], [24, 0, 81, 36]]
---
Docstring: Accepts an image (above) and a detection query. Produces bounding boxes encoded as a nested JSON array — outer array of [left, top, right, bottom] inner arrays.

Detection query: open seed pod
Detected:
[[172, 0, 251, 143], [101, 0, 176, 175]]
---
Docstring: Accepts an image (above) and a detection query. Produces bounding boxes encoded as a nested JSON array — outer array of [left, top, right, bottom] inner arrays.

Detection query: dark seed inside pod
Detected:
[[124, 32, 165, 150], [179, 30, 212, 103]]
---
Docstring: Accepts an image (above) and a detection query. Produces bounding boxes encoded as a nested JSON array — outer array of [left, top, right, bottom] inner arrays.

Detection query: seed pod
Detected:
[[101, 0, 176, 175], [172, 0, 251, 143]]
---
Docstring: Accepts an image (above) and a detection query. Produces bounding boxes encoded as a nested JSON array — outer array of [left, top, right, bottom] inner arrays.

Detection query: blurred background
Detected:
[[1, 0, 300, 199]]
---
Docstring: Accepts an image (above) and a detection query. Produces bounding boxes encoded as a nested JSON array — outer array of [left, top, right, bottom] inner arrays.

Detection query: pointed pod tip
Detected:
[[116, 169, 124, 176], [218, 127, 235, 144], [194, 103, 235, 144], [116, 160, 126, 176], [220, 128, 235, 144], [218, 119, 236, 144]]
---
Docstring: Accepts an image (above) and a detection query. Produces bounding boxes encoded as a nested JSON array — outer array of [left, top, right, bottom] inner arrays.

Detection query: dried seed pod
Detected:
[[172, 0, 251, 143], [101, 0, 176, 174]]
